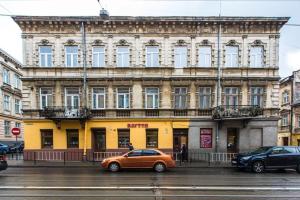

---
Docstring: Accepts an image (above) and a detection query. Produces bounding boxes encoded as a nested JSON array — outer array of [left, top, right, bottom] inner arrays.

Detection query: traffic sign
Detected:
[[11, 127, 21, 136]]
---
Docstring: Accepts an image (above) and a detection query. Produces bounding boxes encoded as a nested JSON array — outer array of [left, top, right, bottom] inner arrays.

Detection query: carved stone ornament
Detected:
[[227, 40, 238, 46], [201, 39, 210, 45], [177, 39, 186, 46], [66, 39, 76, 45], [41, 39, 49, 45], [118, 39, 128, 46], [93, 39, 103, 45], [253, 40, 263, 45], [148, 39, 158, 46]]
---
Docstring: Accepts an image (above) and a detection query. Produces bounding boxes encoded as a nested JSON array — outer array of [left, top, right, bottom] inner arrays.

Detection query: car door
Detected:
[[141, 150, 161, 167], [283, 147, 299, 167], [122, 150, 143, 168], [266, 147, 287, 168]]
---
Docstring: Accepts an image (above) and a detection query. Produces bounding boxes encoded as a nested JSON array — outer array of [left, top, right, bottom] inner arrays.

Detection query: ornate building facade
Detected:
[[279, 69, 300, 146], [0, 48, 23, 143], [13, 16, 288, 159]]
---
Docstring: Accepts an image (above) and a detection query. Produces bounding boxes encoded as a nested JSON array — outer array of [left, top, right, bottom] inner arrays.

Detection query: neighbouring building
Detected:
[[12, 15, 288, 160], [279, 69, 300, 146], [0, 48, 23, 144]]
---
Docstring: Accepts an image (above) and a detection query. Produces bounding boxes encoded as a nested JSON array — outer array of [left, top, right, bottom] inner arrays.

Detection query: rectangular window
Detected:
[[250, 46, 263, 68], [41, 129, 53, 149], [146, 129, 158, 148], [198, 46, 212, 67], [251, 87, 264, 107], [67, 129, 79, 148], [65, 46, 78, 67], [224, 87, 239, 106], [118, 129, 130, 148], [15, 99, 21, 114], [40, 88, 53, 109], [145, 88, 159, 109], [65, 88, 80, 108], [15, 122, 21, 128], [3, 68, 9, 84], [4, 95, 10, 111], [117, 88, 130, 109], [93, 88, 105, 109], [174, 87, 187, 109], [281, 114, 288, 127], [174, 46, 187, 68], [117, 46, 129, 67], [146, 46, 159, 67], [92, 46, 105, 67], [4, 121, 10, 136], [282, 92, 289, 104], [225, 46, 239, 67], [14, 74, 21, 89], [199, 87, 211, 109], [39, 46, 52, 67]]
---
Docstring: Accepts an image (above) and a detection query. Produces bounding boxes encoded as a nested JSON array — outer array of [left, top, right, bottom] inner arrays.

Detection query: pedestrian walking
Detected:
[[180, 144, 187, 163], [128, 143, 134, 151]]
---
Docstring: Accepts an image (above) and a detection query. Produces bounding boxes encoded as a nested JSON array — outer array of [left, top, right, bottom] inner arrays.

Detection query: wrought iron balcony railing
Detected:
[[39, 106, 90, 119], [212, 105, 263, 119]]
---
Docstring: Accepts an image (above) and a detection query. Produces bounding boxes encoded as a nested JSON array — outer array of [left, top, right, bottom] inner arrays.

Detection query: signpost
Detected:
[[11, 127, 21, 143]]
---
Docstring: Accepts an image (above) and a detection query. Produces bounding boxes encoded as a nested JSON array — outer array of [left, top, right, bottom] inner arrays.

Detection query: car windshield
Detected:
[[251, 147, 272, 154]]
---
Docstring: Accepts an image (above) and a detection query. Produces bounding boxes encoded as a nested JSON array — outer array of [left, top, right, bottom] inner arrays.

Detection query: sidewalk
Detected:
[[7, 160, 233, 168]]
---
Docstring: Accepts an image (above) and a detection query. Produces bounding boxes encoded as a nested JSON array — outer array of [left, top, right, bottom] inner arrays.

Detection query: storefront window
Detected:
[[67, 129, 79, 148], [41, 129, 53, 149], [146, 129, 158, 148], [118, 129, 130, 148]]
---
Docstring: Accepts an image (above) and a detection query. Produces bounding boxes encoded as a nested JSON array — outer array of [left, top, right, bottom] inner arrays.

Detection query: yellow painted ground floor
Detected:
[[292, 134, 300, 146], [277, 132, 291, 146], [24, 119, 189, 153]]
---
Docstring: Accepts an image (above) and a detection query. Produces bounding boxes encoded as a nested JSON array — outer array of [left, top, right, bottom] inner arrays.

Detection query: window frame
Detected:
[[4, 95, 10, 111], [4, 120, 10, 136], [174, 46, 187, 68], [146, 46, 159, 67], [40, 88, 53, 109], [117, 88, 130, 109], [199, 87, 211, 109], [198, 46, 212, 67], [118, 129, 130, 148], [282, 91, 289, 104], [250, 87, 264, 108], [3, 68, 10, 85], [14, 74, 21, 89], [146, 129, 158, 148], [15, 98, 21, 114], [225, 46, 239, 67], [41, 129, 53, 149], [224, 87, 239, 106], [92, 87, 106, 109], [145, 87, 159, 109], [250, 46, 264, 68], [281, 114, 288, 127], [66, 129, 79, 149], [116, 46, 130, 67], [65, 46, 78, 67], [92, 46, 105, 67], [65, 88, 80, 109], [39, 46, 52, 67], [174, 87, 188, 109]]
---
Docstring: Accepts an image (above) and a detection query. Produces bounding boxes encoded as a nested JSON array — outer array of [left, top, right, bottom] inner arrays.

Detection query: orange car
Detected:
[[101, 149, 176, 172]]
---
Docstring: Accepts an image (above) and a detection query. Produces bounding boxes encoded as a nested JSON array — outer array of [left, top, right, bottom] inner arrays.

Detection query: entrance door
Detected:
[[92, 129, 106, 151], [227, 128, 238, 153], [173, 129, 188, 152], [283, 137, 289, 146]]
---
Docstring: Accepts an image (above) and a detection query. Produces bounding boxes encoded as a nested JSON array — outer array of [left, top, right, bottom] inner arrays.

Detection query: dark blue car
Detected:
[[0, 143, 9, 154], [232, 146, 300, 173]]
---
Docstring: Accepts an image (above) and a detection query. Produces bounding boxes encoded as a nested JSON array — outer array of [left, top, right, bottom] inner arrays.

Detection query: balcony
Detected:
[[212, 105, 263, 120], [39, 106, 90, 120]]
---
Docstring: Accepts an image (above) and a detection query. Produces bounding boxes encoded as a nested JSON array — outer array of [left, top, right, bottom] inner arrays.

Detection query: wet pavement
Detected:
[[0, 167, 300, 199]]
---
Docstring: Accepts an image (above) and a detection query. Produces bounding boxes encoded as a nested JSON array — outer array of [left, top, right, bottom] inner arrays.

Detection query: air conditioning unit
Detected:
[[65, 109, 78, 118]]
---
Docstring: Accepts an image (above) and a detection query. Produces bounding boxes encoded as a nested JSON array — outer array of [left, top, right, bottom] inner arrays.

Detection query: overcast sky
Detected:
[[0, 0, 299, 78]]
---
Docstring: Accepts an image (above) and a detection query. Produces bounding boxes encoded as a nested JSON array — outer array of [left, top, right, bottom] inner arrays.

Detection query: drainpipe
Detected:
[[290, 76, 294, 145], [216, 18, 222, 153], [81, 21, 88, 158]]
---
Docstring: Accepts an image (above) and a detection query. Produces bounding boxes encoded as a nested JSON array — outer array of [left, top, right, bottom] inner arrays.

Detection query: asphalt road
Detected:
[[0, 167, 300, 200]]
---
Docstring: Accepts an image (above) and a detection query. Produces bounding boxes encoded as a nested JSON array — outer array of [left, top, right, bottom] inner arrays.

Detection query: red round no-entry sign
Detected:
[[11, 127, 21, 136]]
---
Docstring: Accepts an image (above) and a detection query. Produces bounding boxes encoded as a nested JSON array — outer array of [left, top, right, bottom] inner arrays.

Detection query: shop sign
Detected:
[[127, 123, 148, 128], [200, 128, 212, 148]]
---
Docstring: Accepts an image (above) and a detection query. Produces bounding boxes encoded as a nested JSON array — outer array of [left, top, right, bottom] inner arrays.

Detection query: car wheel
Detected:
[[154, 162, 166, 173], [296, 164, 300, 173], [108, 162, 120, 172], [252, 161, 264, 173]]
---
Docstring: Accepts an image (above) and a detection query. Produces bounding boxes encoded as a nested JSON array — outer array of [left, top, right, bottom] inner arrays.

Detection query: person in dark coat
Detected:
[[128, 143, 134, 151], [180, 144, 187, 162]]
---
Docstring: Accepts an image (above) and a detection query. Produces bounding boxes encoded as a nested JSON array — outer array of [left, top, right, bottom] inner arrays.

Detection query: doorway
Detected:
[[173, 129, 188, 152], [227, 128, 239, 153], [92, 128, 106, 152], [282, 137, 289, 146]]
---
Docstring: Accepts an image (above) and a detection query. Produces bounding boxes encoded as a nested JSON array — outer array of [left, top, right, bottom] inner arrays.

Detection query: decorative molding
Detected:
[[66, 39, 76, 45], [93, 39, 104, 46], [146, 39, 159, 46], [176, 39, 186, 46], [242, 35, 248, 39], [117, 39, 129, 46], [41, 39, 50, 45], [200, 39, 211, 45], [226, 39, 238, 46]]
